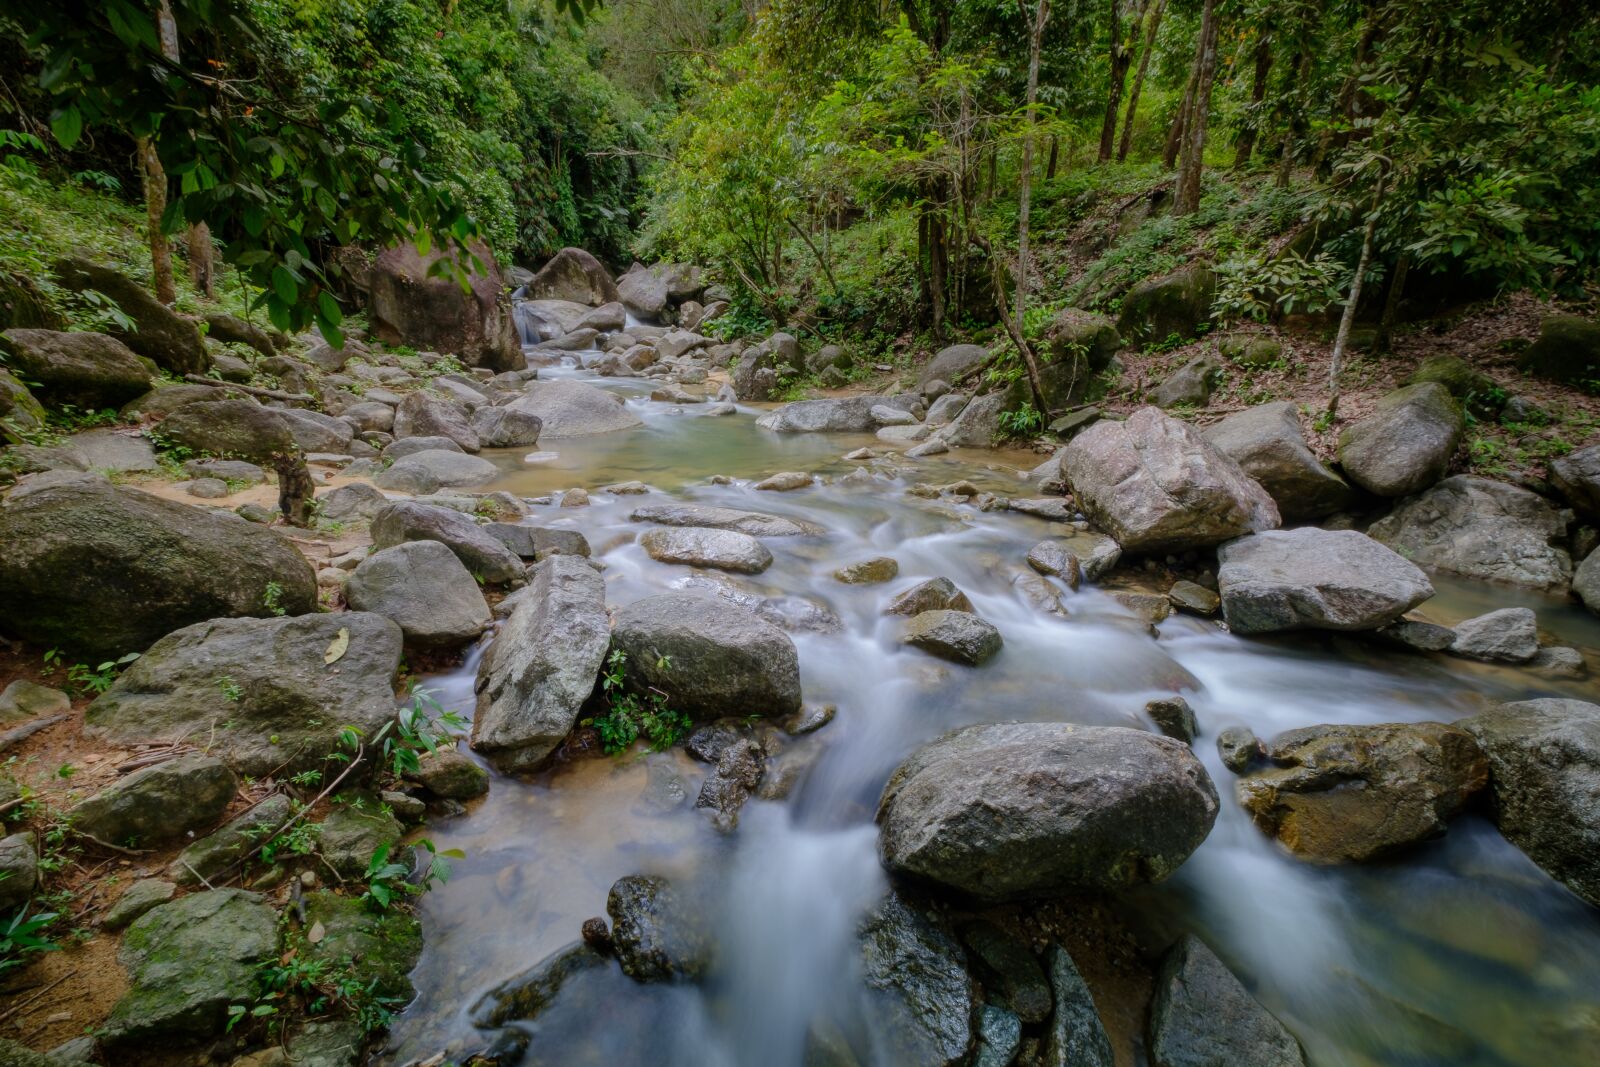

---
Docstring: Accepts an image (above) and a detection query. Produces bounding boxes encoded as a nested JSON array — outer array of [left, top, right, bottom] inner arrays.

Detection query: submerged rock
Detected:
[[1236, 722, 1487, 863], [877, 722, 1218, 900], [1217, 529, 1434, 634], [607, 874, 709, 982], [631, 501, 823, 537], [470, 941, 609, 1029], [901, 609, 1003, 666], [1148, 935, 1306, 1067], [508, 379, 644, 437], [884, 577, 974, 616], [859, 894, 977, 1067], [640, 526, 773, 574]]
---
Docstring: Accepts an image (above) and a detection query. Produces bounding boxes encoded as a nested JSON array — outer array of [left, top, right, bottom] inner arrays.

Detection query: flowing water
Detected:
[[383, 350, 1600, 1067]]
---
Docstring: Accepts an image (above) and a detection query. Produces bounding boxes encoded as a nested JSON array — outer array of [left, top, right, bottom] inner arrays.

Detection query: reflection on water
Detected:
[[385, 360, 1600, 1067]]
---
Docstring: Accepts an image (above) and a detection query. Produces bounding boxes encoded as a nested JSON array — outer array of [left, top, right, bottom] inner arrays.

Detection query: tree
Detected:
[[1173, 0, 1220, 214], [1118, 0, 1166, 161], [1010, 0, 1051, 412], [1097, 0, 1137, 162]]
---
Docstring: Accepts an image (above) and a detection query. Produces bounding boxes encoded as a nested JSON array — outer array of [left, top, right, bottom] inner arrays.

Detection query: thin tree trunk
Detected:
[[1373, 251, 1409, 353], [1275, 48, 1312, 188], [1328, 173, 1387, 415], [1119, 0, 1166, 161], [1163, 32, 1201, 170], [1097, 0, 1131, 162], [157, 0, 216, 299], [1046, 136, 1059, 180], [1174, 0, 1220, 214], [1234, 31, 1273, 168], [137, 137, 176, 306], [1012, 0, 1052, 414]]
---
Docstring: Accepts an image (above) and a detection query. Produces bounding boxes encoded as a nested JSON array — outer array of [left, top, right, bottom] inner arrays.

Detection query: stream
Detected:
[[383, 350, 1600, 1067]]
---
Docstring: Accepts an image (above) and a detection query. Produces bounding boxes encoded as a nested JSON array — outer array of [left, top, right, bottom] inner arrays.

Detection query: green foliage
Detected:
[[361, 839, 459, 911], [997, 401, 1045, 439], [64, 651, 139, 695], [262, 581, 287, 617], [0, 905, 60, 975], [338, 686, 466, 781], [585, 649, 689, 755], [1213, 251, 1346, 323]]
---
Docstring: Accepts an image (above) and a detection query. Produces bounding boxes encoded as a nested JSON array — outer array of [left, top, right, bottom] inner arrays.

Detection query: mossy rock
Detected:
[[1519, 315, 1600, 385], [0, 369, 47, 445], [1217, 334, 1283, 370], [317, 799, 403, 878], [1039, 309, 1120, 409], [1115, 265, 1217, 347], [301, 889, 423, 1001], [1406, 355, 1502, 416], [0, 272, 64, 331]]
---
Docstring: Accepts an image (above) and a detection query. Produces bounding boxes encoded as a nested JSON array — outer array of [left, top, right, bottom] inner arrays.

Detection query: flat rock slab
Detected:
[[640, 526, 773, 574], [631, 502, 823, 537], [507, 379, 643, 437], [1217, 528, 1434, 634]]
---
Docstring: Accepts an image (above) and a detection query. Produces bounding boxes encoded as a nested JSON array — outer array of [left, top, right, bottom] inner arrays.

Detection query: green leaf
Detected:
[[50, 106, 82, 151], [271, 267, 297, 305], [317, 291, 342, 325]]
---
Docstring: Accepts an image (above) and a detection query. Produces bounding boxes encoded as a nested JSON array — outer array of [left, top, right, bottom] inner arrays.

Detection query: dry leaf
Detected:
[[324, 627, 349, 665]]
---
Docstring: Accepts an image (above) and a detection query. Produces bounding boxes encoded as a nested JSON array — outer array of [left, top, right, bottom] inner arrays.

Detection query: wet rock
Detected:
[[1216, 727, 1262, 773], [754, 470, 815, 491], [859, 894, 977, 1067], [1204, 402, 1354, 520], [611, 593, 801, 721], [1168, 580, 1219, 616], [472, 406, 543, 448], [1026, 541, 1081, 587], [1460, 699, 1600, 907], [1237, 722, 1487, 862], [0, 328, 153, 408], [316, 482, 389, 521], [1374, 618, 1456, 653], [1217, 529, 1434, 634], [1550, 443, 1600, 521], [1448, 607, 1540, 663], [1519, 314, 1600, 385], [884, 577, 974, 616], [369, 239, 520, 371], [636, 760, 690, 814], [756, 394, 921, 434], [1078, 535, 1123, 582], [406, 748, 490, 799], [101, 889, 278, 1045], [1336, 383, 1463, 497], [834, 557, 899, 584], [472, 555, 610, 773], [1062, 407, 1279, 554], [507, 379, 643, 437], [156, 398, 297, 463], [55, 257, 209, 375], [902, 610, 1003, 666], [1367, 475, 1571, 592], [470, 941, 609, 1028], [959, 922, 1051, 1024], [632, 501, 823, 536], [318, 801, 403, 878], [371, 500, 525, 584], [1044, 945, 1114, 1067], [0, 832, 37, 913], [102, 878, 176, 932], [877, 722, 1219, 900], [755, 595, 844, 634], [68, 753, 236, 848], [1147, 697, 1198, 743], [346, 541, 491, 648], [88, 613, 402, 777], [301, 887, 421, 998], [0, 679, 70, 723], [607, 874, 709, 982], [640, 526, 773, 574], [696, 737, 765, 831], [975, 1005, 1022, 1067], [1148, 935, 1306, 1067]]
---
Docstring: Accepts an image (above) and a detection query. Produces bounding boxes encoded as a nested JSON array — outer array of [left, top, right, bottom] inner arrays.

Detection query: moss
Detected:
[[301, 890, 423, 1001]]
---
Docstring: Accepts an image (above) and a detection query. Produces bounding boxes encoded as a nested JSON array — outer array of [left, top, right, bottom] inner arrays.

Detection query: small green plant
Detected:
[[361, 839, 460, 910], [0, 905, 60, 975], [66, 652, 139, 695], [217, 676, 244, 702], [262, 582, 287, 616], [997, 402, 1046, 439], [244, 809, 322, 865], [337, 687, 466, 780], [584, 650, 690, 755]]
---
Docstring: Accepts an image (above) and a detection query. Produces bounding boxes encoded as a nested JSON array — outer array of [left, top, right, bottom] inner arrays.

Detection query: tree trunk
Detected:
[[137, 137, 176, 306], [1163, 38, 1200, 169], [1374, 251, 1410, 353], [1097, 0, 1130, 162], [1012, 0, 1052, 414], [1328, 173, 1387, 415], [928, 209, 948, 337], [1046, 136, 1059, 180], [1173, 0, 1220, 214], [274, 451, 315, 527], [1275, 48, 1312, 188], [1234, 31, 1273, 168], [1118, 0, 1166, 162], [157, 0, 216, 300]]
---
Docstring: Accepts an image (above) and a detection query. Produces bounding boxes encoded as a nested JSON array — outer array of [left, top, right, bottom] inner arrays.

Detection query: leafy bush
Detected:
[[1213, 251, 1346, 324]]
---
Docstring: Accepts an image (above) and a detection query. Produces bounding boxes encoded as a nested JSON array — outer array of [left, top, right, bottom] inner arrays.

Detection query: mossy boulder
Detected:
[[68, 753, 236, 849], [1519, 315, 1600, 385], [1115, 265, 1217, 347], [1406, 355, 1502, 417], [155, 398, 298, 463], [0, 272, 64, 331], [101, 889, 279, 1046], [0, 328, 154, 409], [301, 889, 422, 1001], [1217, 334, 1283, 369], [1039, 310, 1120, 410], [54, 257, 209, 376], [0, 368, 48, 444]]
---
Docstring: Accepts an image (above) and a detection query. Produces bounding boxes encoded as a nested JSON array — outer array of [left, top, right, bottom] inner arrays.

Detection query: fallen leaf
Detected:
[[324, 627, 349, 665]]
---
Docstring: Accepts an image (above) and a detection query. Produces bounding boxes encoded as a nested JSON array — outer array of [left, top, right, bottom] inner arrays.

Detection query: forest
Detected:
[[1, 2, 1599, 1067]]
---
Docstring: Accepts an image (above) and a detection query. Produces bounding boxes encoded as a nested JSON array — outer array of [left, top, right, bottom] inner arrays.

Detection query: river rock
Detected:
[[472, 406, 543, 448], [1045, 945, 1115, 1067], [901, 610, 1003, 666], [1549, 443, 1600, 521], [753, 471, 814, 491], [317, 802, 403, 878], [732, 332, 800, 401], [976, 1005, 1022, 1067], [471, 941, 609, 1029], [1026, 541, 1081, 586], [1217, 727, 1263, 772], [1460, 699, 1600, 907], [859, 894, 977, 1067], [1203, 402, 1354, 519], [957, 921, 1050, 1025], [877, 722, 1219, 900], [579, 302, 627, 332], [0, 679, 70, 723], [1147, 697, 1198, 743], [375, 449, 500, 493], [507, 379, 644, 436], [393, 391, 480, 452], [279, 407, 355, 454], [69, 753, 235, 848], [87, 613, 403, 776], [0, 832, 38, 913], [756, 395, 920, 433], [472, 555, 610, 772], [345, 541, 491, 647], [1148, 935, 1306, 1067], [371, 500, 526, 584], [1115, 265, 1216, 346], [55, 257, 209, 375], [1577, 550, 1600, 617], [618, 267, 669, 321], [1217, 529, 1434, 633], [100, 889, 278, 1045], [936, 385, 1024, 449], [1236, 722, 1487, 863], [171, 794, 294, 886], [1367, 475, 1572, 592], [834, 557, 899, 584], [0, 328, 153, 408], [885, 577, 974, 616], [368, 239, 520, 371], [631, 501, 822, 536], [1448, 607, 1539, 663], [610, 593, 801, 721], [156, 398, 297, 463], [405, 748, 489, 799], [0, 367, 46, 444], [640, 526, 773, 574], [1337, 383, 1463, 497], [1062, 407, 1279, 553], [1519, 314, 1600, 384], [527, 248, 619, 306], [0, 480, 316, 657], [696, 737, 765, 830], [317, 482, 389, 521], [607, 874, 709, 981]]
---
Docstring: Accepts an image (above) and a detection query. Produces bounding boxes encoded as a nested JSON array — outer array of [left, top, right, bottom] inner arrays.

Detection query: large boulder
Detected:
[[1115, 265, 1216, 347], [1336, 383, 1463, 497], [87, 613, 403, 776], [68, 754, 236, 848], [374, 449, 499, 493], [631, 502, 823, 537], [345, 541, 491, 648], [1217, 529, 1434, 634], [471, 555, 610, 772], [639, 526, 773, 574], [0, 481, 316, 657], [1461, 699, 1600, 907], [919, 343, 991, 388], [526, 248, 619, 307], [100, 889, 278, 1046], [1549, 443, 1600, 522], [877, 722, 1219, 901], [0, 368, 46, 444], [471, 406, 542, 448], [1039, 310, 1121, 410], [278, 407, 354, 454], [1203, 402, 1354, 519], [507, 379, 643, 437], [732, 332, 801, 401], [370, 500, 525, 584], [618, 265, 670, 321], [1236, 722, 1487, 863], [0, 328, 152, 409], [1148, 935, 1306, 1067], [54, 257, 209, 376], [610, 593, 801, 721], [368, 239, 521, 372], [1367, 475, 1572, 592], [156, 398, 297, 463], [1519, 314, 1600, 384], [755, 394, 920, 433], [392, 391, 480, 452], [1061, 407, 1279, 554], [859, 894, 978, 1066]]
